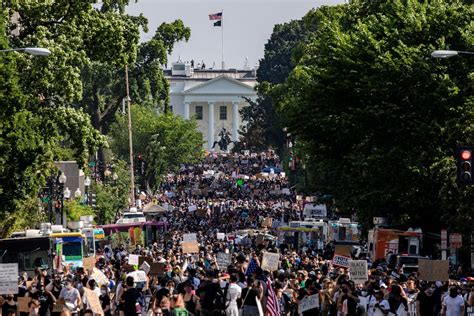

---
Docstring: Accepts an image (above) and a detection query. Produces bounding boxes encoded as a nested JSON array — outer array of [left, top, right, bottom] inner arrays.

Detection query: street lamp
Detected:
[[74, 188, 82, 199], [0, 47, 51, 56], [64, 187, 71, 200], [84, 176, 91, 206], [431, 50, 474, 59]]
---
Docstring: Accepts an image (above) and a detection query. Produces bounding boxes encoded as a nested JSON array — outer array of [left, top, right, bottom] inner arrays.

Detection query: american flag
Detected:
[[245, 258, 258, 276], [209, 12, 222, 20], [265, 277, 280, 316]]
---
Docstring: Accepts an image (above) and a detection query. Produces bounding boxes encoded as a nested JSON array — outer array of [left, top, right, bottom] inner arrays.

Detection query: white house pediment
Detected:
[[183, 75, 255, 95]]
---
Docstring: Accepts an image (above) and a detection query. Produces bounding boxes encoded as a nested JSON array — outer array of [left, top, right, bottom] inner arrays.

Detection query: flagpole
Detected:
[[221, 9, 224, 69]]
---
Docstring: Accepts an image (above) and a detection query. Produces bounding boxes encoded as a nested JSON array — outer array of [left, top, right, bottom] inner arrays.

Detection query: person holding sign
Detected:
[[367, 289, 389, 316], [297, 278, 319, 316]]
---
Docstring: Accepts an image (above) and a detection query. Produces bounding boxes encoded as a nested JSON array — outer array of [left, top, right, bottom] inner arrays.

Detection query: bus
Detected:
[[82, 228, 105, 256], [50, 232, 87, 269]]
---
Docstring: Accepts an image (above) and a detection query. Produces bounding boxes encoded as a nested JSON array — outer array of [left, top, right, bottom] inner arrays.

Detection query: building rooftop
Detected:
[[164, 68, 256, 80]]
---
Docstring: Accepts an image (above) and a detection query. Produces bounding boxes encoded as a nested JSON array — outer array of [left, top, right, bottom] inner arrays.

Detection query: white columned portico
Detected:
[[183, 101, 190, 120], [232, 101, 239, 141], [208, 101, 215, 150]]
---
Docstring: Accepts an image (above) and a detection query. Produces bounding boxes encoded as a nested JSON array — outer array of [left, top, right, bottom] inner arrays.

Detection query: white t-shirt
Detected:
[[443, 295, 465, 316], [367, 297, 389, 316]]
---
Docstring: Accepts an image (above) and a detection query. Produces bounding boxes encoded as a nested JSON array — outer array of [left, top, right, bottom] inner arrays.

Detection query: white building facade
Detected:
[[165, 62, 257, 150]]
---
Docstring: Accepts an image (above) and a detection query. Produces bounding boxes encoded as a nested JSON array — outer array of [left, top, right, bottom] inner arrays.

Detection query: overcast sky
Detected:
[[126, 0, 346, 69]]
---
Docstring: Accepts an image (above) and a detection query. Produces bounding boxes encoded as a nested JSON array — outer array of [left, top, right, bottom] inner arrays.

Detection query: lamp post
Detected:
[[74, 188, 82, 199], [431, 50, 474, 58], [84, 176, 91, 206], [0, 47, 51, 56], [57, 173, 66, 225]]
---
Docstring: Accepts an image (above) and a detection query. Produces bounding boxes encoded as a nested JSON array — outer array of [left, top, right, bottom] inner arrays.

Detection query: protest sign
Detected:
[[83, 257, 96, 271], [303, 203, 327, 218], [128, 254, 139, 266], [138, 256, 153, 268], [90, 268, 109, 287], [188, 205, 197, 212], [216, 233, 225, 240], [17, 297, 31, 313], [0, 263, 18, 294], [281, 188, 291, 195], [52, 299, 65, 313], [332, 255, 350, 268], [261, 252, 280, 271], [182, 242, 200, 254], [298, 294, 319, 313], [261, 217, 272, 228], [418, 259, 449, 281], [183, 233, 197, 243], [149, 262, 166, 277], [140, 261, 151, 274], [349, 260, 368, 284], [84, 288, 104, 315], [216, 252, 232, 270]]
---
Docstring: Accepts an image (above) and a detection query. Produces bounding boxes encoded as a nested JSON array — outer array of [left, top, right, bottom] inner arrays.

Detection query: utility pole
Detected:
[[125, 64, 135, 206]]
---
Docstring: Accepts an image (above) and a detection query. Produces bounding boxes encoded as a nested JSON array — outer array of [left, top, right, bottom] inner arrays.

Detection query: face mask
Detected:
[[361, 291, 367, 296], [449, 289, 458, 298], [101, 290, 107, 295]]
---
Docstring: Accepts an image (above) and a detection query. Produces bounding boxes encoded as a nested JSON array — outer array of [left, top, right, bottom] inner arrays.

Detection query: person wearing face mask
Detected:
[[58, 278, 81, 312], [367, 289, 389, 316], [442, 286, 465, 316], [82, 279, 100, 312], [30, 281, 56, 316], [99, 285, 111, 316], [183, 282, 198, 316], [416, 282, 435, 316]]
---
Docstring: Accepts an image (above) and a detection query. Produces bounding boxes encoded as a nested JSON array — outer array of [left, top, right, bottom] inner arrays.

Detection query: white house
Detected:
[[165, 62, 257, 150]]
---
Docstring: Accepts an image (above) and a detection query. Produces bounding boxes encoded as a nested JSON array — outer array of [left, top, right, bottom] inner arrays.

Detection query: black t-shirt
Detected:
[[2, 302, 17, 316], [122, 287, 140, 316], [416, 291, 435, 316], [241, 288, 258, 307], [196, 282, 222, 310], [100, 294, 112, 316], [31, 291, 53, 316], [155, 288, 170, 305], [341, 294, 358, 316]]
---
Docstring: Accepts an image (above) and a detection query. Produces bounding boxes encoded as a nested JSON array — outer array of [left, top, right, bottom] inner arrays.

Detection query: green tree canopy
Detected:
[[273, 0, 474, 232]]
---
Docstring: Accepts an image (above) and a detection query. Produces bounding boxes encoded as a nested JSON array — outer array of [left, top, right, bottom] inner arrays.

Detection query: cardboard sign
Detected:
[[83, 257, 96, 271], [149, 262, 166, 277], [183, 233, 197, 243], [332, 255, 350, 268], [53, 301, 65, 313], [182, 242, 200, 254], [84, 288, 104, 315], [261, 252, 280, 271], [138, 256, 154, 268], [349, 260, 368, 284], [128, 254, 139, 266], [140, 261, 151, 274], [261, 217, 273, 228], [17, 297, 31, 313], [298, 294, 319, 313], [0, 263, 18, 294], [216, 252, 232, 270], [418, 259, 449, 281]]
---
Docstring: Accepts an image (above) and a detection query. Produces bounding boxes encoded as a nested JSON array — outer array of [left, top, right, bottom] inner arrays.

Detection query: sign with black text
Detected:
[[349, 260, 368, 283]]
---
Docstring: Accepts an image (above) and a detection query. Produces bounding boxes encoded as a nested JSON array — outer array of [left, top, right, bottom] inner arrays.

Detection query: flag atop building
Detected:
[[209, 12, 222, 20], [214, 20, 222, 27]]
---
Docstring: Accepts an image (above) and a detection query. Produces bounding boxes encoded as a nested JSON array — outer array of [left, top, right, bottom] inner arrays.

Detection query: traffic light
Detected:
[[457, 146, 474, 184]]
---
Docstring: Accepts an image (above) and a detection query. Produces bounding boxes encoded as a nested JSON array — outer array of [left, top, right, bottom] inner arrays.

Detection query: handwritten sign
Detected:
[[183, 233, 197, 243], [188, 205, 197, 212], [216, 252, 232, 270], [0, 263, 18, 294], [149, 262, 166, 277], [90, 268, 109, 287], [216, 233, 225, 240], [128, 254, 139, 266], [83, 257, 96, 271], [84, 288, 104, 315], [332, 255, 350, 268], [182, 242, 200, 254], [140, 261, 151, 274], [349, 260, 368, 284], [261, 252, 279, 271], [418, 259, 449, 281], [298, 294, 319, 313], [17, 297, 31, 313]]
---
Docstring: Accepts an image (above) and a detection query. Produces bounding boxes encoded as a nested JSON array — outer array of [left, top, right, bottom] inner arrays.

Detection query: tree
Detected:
[[273, 0, 474, 233], [109, 105, 203, 189]]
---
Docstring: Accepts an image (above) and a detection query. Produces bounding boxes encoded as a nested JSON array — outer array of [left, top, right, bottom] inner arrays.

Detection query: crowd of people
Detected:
[[1, 150, 473, 316]]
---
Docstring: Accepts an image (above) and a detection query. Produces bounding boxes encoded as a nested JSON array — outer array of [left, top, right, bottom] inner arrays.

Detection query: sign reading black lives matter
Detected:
[[349, 260, 368, 283]]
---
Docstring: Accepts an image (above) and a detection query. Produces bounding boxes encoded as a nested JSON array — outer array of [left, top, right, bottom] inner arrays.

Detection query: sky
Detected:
[[126, 0, 346, 69]]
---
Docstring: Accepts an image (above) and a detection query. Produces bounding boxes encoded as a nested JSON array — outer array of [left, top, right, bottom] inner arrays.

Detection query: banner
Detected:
[[332, 255, 350, 268], [298, 294, 319, 313], [261, 252, 280, 271], [303, 203, 327, 218], [418, 259, 449, 281], [349, 260, 368, 284], [0, 263, 18, 294]]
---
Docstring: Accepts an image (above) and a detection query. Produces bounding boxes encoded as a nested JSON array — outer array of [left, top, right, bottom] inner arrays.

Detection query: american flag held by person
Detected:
[[265, 276, 281, 316], [245, 258, 258, 276]]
